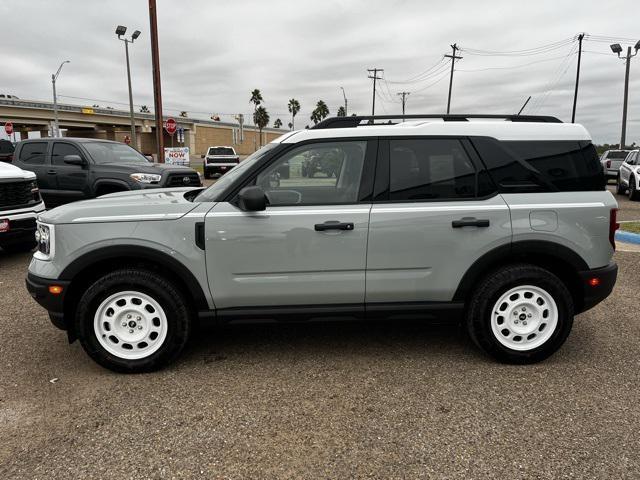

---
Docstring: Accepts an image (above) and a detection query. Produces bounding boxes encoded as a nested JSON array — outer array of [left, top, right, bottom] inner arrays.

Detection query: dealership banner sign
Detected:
[[164, 147, 190, 166]]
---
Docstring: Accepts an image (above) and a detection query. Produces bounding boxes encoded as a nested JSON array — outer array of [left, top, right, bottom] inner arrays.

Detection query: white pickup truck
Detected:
[[203, 146, 240, 179], [0, 161, 45, 253]]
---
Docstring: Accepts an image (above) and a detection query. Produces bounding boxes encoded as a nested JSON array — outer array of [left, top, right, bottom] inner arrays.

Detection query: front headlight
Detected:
[[130, 173, 161, 184], [34, 222, 54, 259]]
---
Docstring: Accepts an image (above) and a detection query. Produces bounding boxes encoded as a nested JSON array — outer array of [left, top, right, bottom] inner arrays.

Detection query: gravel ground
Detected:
[[1, 245, 639, 479]]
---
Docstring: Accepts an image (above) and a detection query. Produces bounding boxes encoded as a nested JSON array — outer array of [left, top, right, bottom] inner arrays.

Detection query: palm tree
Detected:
[[179, 111, 188, 117], [250, 89, 263, 113], [288, 122, 293, 130], [139, 105, 150, 113], [287, 98, 300, 129], [337, 106, 346, 117], [273, 118, 282, 128], [254, 106, 270, 147], [310, 100, 329, 125]]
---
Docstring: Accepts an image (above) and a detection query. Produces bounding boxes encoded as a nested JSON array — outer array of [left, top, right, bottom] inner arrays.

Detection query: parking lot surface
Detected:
[[1, 244, 639, 478]]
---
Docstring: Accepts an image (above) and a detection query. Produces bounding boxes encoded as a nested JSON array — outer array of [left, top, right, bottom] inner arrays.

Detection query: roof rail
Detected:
[[312, 114, 563, 129]]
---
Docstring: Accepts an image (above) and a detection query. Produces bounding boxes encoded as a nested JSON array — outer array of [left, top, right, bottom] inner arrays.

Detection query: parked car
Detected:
[[600, 149, 630, 180], [0, 160, 45, 252], [203, 146, 239, 179], [26, 114, 617, 373], [0, 139, 14, 162], [12, 138, 201, 208], [616, 149, 640, 200]]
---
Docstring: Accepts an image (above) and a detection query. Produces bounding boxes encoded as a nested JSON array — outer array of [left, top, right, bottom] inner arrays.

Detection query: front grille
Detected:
[[165, 173, 200, 187], [0, 180, 39, 210], [9, 217, 36, 231]]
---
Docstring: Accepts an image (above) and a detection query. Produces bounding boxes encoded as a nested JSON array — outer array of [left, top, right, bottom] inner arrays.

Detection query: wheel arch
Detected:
[[93, 179, 131, 196], [60, 245, 210, 340], [453, 240, 589, 311]]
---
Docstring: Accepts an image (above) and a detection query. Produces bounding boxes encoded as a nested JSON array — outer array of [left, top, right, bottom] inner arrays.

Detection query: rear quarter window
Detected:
[[18, 142, 48, 165], [471, 137, 604, 192]]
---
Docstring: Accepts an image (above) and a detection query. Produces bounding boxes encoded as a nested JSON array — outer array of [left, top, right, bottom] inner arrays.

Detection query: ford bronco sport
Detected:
[[26, 114, 618, 372]]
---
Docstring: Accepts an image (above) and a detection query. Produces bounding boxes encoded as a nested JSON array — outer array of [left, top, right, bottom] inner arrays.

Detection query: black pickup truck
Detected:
[[12, 138, 201, 208]]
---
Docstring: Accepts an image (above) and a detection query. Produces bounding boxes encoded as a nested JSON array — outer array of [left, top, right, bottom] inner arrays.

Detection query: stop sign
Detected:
[[4, 122, 13, 136], [165, 118, 177, 135]]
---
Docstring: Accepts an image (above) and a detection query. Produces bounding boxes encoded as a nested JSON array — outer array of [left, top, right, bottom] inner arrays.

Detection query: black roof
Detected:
[[312, 114, 563, 129], [16, 137, 123, 144]]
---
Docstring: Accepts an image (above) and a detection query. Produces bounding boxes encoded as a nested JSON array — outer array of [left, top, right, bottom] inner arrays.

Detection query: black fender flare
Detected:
[[453, 240, 589, 303], [92, 179, 132, 196]]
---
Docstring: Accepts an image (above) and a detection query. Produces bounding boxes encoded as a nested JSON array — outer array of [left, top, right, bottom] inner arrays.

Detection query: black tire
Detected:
[[75, 269, 191, 373], [466, 264, 574, 364], [203, 170, 211, 179], [616, 175, 627, 195], [0, 240, 37, 253], [629, 177, 639, 201]]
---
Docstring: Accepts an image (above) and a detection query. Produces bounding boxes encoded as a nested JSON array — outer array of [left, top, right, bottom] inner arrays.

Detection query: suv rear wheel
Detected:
[[466, 264, 574, 364], [74, 268, 191, 373], [628, 177, 639, 201], [616, 175, 627, 195]]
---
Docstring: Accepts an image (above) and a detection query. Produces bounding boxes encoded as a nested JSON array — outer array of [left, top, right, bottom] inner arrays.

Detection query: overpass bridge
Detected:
[[0, 98, 283, 157]]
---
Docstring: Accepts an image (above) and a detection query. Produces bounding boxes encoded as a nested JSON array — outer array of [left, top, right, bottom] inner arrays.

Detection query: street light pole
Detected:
[[340, 87, 348, 115], [51, 60, 69, 137], [610, 41, 639, 149], [116, 26, 141, 148]]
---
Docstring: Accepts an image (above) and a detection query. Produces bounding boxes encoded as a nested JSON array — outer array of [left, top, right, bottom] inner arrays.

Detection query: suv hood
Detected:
[[0, 161, 36, 180], [40, 187, 203, 225]]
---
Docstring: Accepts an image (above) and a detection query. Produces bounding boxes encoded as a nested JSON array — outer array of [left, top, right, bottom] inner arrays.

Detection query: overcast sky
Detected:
[[1, 0, 638, 144]]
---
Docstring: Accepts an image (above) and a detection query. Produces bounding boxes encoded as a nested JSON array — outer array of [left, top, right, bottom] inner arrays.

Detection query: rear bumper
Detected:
[[205, 163, 238, 175], [577, 262, 617, 313], [605, 169, 619, 178], [25, 273, 70, 330]]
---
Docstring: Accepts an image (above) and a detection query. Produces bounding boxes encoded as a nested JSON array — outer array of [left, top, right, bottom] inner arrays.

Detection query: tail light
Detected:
[[606, 160, 611, 168], [609, 208, 619, 250]]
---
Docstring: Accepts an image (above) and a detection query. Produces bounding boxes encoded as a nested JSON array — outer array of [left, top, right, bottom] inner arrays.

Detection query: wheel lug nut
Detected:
[[527, 313, 532, 318], [121, 322, 127, 327], [129, 329, 134, 333], [521, 307, 526, 311], [127, 314, 131, 319], [138, 326, 143, 330], [136, 316, 141, 321], [523, 321, 527, 325]]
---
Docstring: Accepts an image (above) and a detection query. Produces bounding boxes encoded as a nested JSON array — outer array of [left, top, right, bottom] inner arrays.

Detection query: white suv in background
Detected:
[[0, 161, 45, 252], [617, 149, 640, 200]]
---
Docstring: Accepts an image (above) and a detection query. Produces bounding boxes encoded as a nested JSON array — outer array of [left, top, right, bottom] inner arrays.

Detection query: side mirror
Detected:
[[63, 154, 86, 166], [238, 186, 267, 211]]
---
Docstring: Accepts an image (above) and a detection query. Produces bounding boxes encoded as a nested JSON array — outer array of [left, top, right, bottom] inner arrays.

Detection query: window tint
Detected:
[[19, 142, 47, 164], [627, 153, 638, 165], [255, 141, 366, 206], [471, 138, 604, 192], [606, 151, 629, 159], [504, 141, 604, 191], [52, 143, 84, 166], [389, 139, 476, 201], [208, 147, 235, 156]]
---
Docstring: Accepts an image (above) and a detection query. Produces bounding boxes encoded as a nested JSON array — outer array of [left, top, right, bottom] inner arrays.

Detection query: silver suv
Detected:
[[26, 114, 619, 373]]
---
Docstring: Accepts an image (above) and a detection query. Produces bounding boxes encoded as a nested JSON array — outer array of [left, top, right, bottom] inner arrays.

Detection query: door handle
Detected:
[[452, 217, 490, 228], [314, 221, 354, 232], [47, 170, 57, 175]]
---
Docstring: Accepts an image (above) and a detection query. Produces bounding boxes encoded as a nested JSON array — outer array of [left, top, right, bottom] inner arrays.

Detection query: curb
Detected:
[[616, 230, 640, 245]]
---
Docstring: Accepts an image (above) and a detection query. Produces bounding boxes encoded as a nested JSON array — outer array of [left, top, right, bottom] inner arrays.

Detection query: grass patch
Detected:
[[620, 221, 640, 234]]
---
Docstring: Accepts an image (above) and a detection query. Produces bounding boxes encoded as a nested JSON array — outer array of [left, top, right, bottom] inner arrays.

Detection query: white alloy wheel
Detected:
[[490, 285, 558, 351], [94, 290, 168, 360]]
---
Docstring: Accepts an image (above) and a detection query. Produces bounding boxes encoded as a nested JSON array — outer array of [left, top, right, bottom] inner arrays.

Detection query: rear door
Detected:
[[15, 141, 52, 197], [205, 139, 376, 310], [49, 141, 90, 205], [620, 152, 637, 186], [366, 137, 511, 304]]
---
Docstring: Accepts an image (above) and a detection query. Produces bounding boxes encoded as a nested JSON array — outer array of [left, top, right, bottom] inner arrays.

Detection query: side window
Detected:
[[627, 153, 637, 165], [389, 139, 476, 201], [255, 141, 367, 206], [52, 143, 84, 166], [19, 142, 47, 164]]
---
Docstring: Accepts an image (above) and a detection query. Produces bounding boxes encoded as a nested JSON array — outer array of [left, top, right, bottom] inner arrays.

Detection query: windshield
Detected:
[[84, 142, 150, 164], [208, 147, 235, 156], [195, 143, 279, 202], [607, 151, 629, 159]]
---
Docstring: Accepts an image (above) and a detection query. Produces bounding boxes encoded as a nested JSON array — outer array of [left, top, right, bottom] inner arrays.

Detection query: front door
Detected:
[[619, 151, 637, 186], [205, 139, 375, 310], [366, 137, 511, 304], [49, 141, 89, 205]]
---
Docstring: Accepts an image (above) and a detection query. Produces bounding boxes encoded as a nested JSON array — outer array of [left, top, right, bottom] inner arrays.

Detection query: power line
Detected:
[[460, 36, 577, 57]]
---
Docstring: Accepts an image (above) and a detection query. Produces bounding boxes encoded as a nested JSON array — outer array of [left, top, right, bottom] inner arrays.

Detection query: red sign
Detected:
[[165, 118, 177, 135], [4, 122, 13, 136], [123, 135, 131, 145]]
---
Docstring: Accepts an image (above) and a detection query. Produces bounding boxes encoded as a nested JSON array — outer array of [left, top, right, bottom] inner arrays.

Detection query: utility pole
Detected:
[[340, 86, 348, 115], [445, 44, 462, 114], [148, 0, 164, 162], [397, 91, 410, 117], [571, 33, 584, 123], [367, 68, 384, 116], [610, 41, 639, 149], [51, 60, 69, 137], [116, 26, 141, 148]]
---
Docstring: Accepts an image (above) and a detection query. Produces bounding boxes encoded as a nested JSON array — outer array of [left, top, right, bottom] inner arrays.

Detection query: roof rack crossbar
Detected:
[[312, 114, 562, 129]]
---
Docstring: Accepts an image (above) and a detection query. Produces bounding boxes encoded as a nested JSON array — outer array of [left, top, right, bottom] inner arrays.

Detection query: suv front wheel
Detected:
[[466, 264, 574, 364], [74, 268, 191, 373]]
